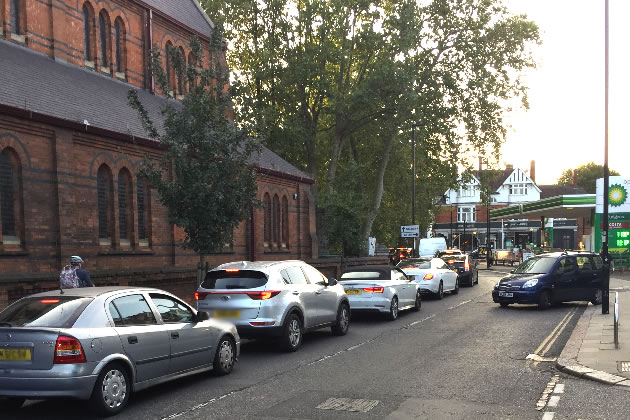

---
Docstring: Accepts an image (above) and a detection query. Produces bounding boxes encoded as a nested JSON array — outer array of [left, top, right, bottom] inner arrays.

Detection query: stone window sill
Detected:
[[101, 66, 111, 75], [10, 33, 25, 44], [85, 60, 95, 69], [115, 71, 126, 80]]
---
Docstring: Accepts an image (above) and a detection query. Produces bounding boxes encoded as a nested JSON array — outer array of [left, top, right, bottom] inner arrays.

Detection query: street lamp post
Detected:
[[487, 200, 491, 269], [602, 0, 610, 315], [411, 123, 422, 257]]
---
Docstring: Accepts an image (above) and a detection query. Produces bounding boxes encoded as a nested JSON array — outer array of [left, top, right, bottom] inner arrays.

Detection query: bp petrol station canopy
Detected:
[[489, 194, 596, 221]]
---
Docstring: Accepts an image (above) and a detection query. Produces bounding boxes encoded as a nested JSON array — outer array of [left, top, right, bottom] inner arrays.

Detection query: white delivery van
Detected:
[[418, 237, 447, 258]]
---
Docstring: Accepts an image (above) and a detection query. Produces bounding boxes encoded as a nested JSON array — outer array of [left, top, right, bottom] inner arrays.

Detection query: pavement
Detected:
[[555, 270, 630, 389]]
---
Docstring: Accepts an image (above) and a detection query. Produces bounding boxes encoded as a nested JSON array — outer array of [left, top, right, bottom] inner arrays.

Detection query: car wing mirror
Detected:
[[328, 278, 337, 287], [510, 269, 515, 274], [195, 311, 210, 322]]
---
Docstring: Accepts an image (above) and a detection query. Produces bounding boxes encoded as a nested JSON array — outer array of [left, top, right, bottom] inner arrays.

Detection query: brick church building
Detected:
[[0, 0, 318, 306]]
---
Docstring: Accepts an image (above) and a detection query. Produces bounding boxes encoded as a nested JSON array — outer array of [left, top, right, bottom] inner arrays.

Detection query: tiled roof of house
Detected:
[[538, 184, 587, 199], [0, 40, 312, 181], [477, 169, 514, 192], [143, 0, 213, 36]]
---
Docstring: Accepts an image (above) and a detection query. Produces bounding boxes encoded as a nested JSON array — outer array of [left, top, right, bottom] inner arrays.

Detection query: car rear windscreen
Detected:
[[0, 296, 93, 328], [202, 270, 269, 289], [341, 271, 385, 280], [397, 259, 431, 269], [442, 256, 466, 263]]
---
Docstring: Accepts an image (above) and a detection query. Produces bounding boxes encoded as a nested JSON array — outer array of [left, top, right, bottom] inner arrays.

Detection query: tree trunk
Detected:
[[326, 114, 346, 195], [361, 133, 394, 243]]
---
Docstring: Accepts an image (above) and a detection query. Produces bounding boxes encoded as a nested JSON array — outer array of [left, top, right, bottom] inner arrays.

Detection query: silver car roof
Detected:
[[23, 286, 170, 300], [213, 260, 307, 272]]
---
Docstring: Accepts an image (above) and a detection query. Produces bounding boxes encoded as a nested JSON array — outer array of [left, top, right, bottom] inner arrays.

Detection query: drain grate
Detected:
[[618, 361, 630, 372], [317, 397, 380, 413]]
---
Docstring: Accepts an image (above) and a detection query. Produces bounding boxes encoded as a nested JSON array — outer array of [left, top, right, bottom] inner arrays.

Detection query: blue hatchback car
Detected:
[[492, 251, 604, 310]]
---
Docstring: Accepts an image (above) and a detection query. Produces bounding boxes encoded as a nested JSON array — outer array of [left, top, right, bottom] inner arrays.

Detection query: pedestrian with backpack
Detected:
[[59, 256, 94, 289]]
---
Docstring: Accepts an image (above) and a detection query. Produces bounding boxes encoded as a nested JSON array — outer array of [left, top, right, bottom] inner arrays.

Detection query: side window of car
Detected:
[[109, 294, 157, 326], [302, 264, 327, 285], [555, 257, 577, 273], [280, 269, 291, 284], [392, 270, 407, 281], [285, 266, 308, 284], [149, 294, 194, 323], [593, 255, 603, 270], [577, 257, 593, 271]]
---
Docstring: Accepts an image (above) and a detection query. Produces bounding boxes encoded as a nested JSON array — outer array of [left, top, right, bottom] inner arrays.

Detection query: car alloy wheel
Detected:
[[214, 336, 235, 375], [387, 296, 399, 320], [413, 291, 422, 311], [437, 282, 444, 300], [282, 313, 303, 352], [332, 303, 350, 335]]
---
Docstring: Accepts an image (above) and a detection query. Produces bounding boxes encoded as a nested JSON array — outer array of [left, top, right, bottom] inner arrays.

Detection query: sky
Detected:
[[500, 0, 630, 185]]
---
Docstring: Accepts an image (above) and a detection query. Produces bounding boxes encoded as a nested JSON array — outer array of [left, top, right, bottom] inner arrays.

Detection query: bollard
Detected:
[[614, 292, 619, 349]]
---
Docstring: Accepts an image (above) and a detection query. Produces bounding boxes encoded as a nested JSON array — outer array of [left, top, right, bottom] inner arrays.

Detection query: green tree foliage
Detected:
[[557, 162, 620, 194], [128, 35, 259, 260], [202, 0, 539, 252]]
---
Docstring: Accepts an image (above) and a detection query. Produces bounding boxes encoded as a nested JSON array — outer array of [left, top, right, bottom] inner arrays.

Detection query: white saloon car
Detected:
[[397, 258, 459, 299], [339, 265, 421, 320]]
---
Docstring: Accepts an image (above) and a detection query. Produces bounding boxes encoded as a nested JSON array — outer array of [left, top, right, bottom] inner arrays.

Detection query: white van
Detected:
[[418, 237, 447, 258]]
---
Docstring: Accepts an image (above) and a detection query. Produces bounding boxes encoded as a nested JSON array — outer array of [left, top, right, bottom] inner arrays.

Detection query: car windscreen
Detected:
[[201, 270, 268, 289], [397, 259, 431, 269], [513, 256, 557, 274], [0, 296, 93, 328]]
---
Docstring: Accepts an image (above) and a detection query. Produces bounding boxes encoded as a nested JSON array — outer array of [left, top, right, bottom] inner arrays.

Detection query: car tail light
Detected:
[[250, 321, 275, 326], [54, 336, 86, 364], [363, 287, 384, 293], [448, 260, 455, 264], [246, 291, 281, 300], [464, 260, 470, 271], [40, 299, 60, 304], [399, 253, 405, 258], [225, 269, 239, 272], [423, 274, 434, 280], [195, 292, 209, 301]]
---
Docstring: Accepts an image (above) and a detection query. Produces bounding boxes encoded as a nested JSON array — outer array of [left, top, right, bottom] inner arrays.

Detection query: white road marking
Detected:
[[406, 314, 436, 327], [547, 395, 560, 408], [553, 383, 565, 394], [536, 375, 560, 410], [542, 412, 555, 420], [448, 299, 472, 310]]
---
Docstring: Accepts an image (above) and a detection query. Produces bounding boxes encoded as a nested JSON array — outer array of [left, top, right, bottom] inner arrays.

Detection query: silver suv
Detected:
[[195, 260, 350, 351]]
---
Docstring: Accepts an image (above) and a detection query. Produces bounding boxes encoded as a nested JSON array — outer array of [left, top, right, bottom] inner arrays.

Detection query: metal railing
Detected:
[[614, 292, 619, 349]]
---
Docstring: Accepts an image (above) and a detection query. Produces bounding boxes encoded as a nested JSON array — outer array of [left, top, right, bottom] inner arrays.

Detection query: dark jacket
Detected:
[[75, 267, 94, 287]]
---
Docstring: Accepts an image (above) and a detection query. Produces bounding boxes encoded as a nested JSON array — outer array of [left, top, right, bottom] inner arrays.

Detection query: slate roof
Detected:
[[476, 169, 514, 192], [538, 185, 587, 199], [143, 0, 213, 36], [0, 40, 312, 181]]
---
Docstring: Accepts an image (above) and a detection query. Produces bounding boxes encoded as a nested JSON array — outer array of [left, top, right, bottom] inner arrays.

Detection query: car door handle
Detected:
[[127, 336, 138, 344], [315, 291, 322, 295], [171, 332, 180, 339], [292, 291, 300, 295]]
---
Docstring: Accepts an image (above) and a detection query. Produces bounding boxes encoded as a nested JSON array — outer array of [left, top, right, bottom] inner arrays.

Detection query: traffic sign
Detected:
[[400, 225, 420, 238]]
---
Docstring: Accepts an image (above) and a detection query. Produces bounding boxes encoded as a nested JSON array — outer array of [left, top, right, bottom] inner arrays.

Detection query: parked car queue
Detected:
[[0, 257, 469, 416], [0, 251, 605, 416]]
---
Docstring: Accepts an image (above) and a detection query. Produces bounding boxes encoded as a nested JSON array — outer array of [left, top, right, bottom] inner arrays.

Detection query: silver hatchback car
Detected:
[[195, 260, 350, 351], [0, 287, 239, 417]]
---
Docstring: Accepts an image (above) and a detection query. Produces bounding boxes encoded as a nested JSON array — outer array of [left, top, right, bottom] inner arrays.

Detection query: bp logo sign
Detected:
[[609, 184, 628, 207]]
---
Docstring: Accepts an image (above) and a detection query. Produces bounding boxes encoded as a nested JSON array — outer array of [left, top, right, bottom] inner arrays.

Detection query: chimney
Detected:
[[572, 169, 578, 185], [530, 160, 536, 183], [506, 163, 513, 170]]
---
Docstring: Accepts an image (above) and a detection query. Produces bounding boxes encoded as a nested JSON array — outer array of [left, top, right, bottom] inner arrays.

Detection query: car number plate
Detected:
[[498, 292, 513, 298], [213, 310, 241, 319], [0, 348, 31, 361], [345, 289, 362, 295]]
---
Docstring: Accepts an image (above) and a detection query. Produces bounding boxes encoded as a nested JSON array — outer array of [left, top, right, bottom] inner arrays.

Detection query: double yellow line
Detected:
[[531, 308, 577, 366]]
